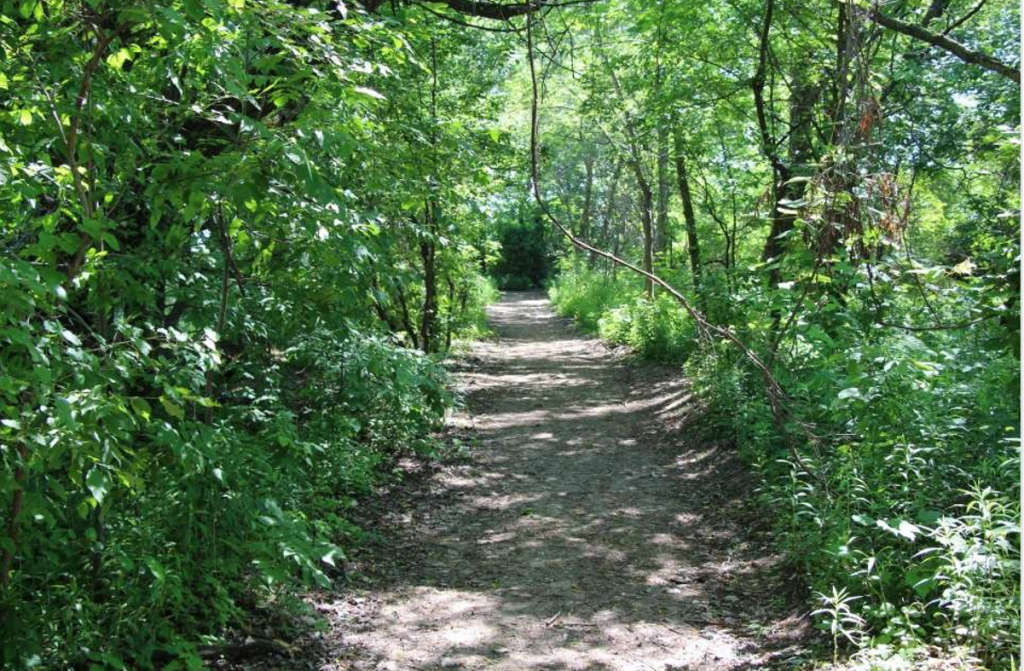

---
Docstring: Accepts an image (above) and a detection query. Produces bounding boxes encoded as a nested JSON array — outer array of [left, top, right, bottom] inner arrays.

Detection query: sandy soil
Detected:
[[312, 292, 809, 671]]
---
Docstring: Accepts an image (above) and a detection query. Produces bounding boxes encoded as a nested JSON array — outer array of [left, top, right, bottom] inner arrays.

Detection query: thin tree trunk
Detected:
[[753, 0, 790, 288], [579, 156, 595, 249], [396, 285, 419, 349], [655, 124, 670, 259], [611, 213, 624, 282], [753, 0, 816, 287], [419, 204, 438, 354], [605, 59, 653, 296], [634, 173, 655, 298], [444, 277, 456, 350], [371, 276, 403, 335], [421, 37, 440, 354], [673, 133, 702, 301], [596, 159, 623, 269], [653, 0, 670, 261]]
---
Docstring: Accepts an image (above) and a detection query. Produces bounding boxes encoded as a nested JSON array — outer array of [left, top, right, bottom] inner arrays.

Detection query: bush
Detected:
[[0, 312, 452, 668], [491, 214, 554, 289], [550, 262, 696, 361], [597, 293, 696, 361], [549, 261, 638, 331], [686, 311, 1020, 668]]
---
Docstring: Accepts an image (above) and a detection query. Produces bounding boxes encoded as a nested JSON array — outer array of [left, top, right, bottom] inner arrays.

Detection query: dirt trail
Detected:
[[318, 292, 807, 671]]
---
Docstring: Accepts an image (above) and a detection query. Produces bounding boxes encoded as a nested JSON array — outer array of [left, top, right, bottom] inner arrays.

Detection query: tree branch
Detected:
[[423, 0, 538, 20], [942, 0, 986, 35], [404, 0, 599, 21], [868, 6, 1020, 84]]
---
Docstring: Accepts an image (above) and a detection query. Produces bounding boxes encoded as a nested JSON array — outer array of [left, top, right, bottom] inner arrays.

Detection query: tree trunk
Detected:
[[633, 170, 655, 298], [371, 276, 403, 335], [655, 124, 670, 260], [444, 276, 456, 350], [419, 203, 438, 354], [596, 159, 623, 269], [752, 0, 789, 288], [673, 133, 702, 301], [579, 156, 595, 250], [763, 71, 816, 268], [605, 62, 653, 296], [422, 39, 440, 354], [396, 285, 419, 349], [753, 0, 816, 288]]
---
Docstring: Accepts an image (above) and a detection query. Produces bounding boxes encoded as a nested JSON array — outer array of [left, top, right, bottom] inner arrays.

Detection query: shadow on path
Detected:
[[320, 292, 809, 671]]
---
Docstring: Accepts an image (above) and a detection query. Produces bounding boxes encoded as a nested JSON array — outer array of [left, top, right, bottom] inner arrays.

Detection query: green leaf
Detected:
[[86, 467, 112, 505], [876, 518, 919, 541], [897, 520, 920, 540], [145, 557, 167, 582], [60, 329, 81, 346], [55, 397, 76, 429], [106, 48, 133, 70], [101, 232, 120, 251], [183, 0, 204, 19], [18, 0, 39, 19], [905, 568, 938, 597], [130, 397, 151, 421], [159, 395, 185, 420]]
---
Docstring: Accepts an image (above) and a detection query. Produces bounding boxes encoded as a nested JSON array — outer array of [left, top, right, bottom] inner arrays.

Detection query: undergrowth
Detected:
[[549, 262, 696, 361]]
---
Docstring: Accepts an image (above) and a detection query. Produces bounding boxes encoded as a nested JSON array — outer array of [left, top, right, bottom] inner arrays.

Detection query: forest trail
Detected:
[[318, 292, 807, 671]]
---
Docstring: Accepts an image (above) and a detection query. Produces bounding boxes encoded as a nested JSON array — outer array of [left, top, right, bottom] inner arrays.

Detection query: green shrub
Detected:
[[686, 311, 1020, 668], [549, 261, 638, 331], [597, 293, 696, 361], [491, 214, 555, 289], [0, 313, 452, 668]]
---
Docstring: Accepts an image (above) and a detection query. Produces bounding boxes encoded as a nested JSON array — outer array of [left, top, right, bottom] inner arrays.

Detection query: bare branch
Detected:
[[943, 0, 987, 35]]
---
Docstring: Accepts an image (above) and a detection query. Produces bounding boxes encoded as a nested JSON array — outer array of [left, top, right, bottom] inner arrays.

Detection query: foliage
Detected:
[[490, 203, 555, 290], [538, 0, 1020, 666], [0, 0, 505, 666], [549, 262, 695, 361], [0, 0, 1018, 666], [548, 261, 633, 331]]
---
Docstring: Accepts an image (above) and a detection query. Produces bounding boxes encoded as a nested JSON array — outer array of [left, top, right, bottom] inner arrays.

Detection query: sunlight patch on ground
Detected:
[[323, 294, 806, 671]]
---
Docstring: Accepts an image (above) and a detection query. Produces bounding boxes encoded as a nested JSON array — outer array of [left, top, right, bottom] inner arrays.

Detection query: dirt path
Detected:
[[317, 292, 807, 671]]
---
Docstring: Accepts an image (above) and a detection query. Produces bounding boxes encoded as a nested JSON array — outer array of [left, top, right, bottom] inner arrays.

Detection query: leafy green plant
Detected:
[[813, 586, 868, 664], [929, 483, 1020, 666], [0, 0, 501, 666]]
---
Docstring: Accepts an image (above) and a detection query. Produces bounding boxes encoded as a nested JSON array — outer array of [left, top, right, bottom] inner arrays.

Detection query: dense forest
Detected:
[[0, 0, 1019, 668]]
